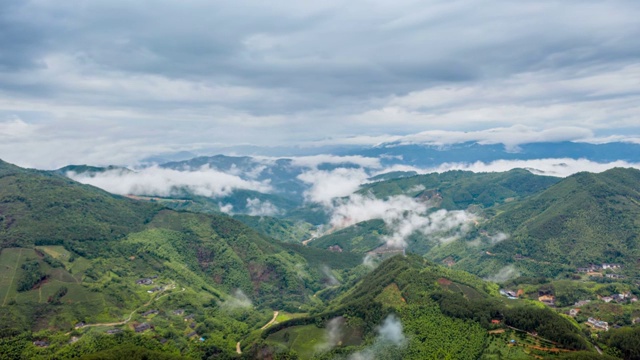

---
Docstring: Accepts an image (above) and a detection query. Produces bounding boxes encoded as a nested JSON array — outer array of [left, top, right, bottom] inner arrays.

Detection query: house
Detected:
[[491, 319, 501, 324], [569, 309, 580, 317], [106, 329, 122, 335], [74, 322, 86, 329], [189, 322, 196, 329], [575, 300, 591, 307], [134, 322, 151, 333], [184, 314, 195, 321], [141, 309, 159, 317], [499, 289, 518, 299], [587, 317, 609, 331], [602, 263, 621, 270], [187, 331, 197, 338], [538, 295, 556, 306], [173, 309, 185, 315], [632, 317, 640, 325], [136, 278, 153, 285], [33, 340, 49, 347], [601, 296, 614, 303], [327, 245, 343, 252], [605, 274, 626, 279], [147, 286, 163, 293]]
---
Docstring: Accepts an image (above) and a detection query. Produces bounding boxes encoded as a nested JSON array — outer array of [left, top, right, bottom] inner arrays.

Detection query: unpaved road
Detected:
[[260, 311, 279, 330]]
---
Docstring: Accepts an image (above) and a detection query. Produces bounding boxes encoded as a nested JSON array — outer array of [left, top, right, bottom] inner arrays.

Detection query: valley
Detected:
[[1, 158, 640, 359]]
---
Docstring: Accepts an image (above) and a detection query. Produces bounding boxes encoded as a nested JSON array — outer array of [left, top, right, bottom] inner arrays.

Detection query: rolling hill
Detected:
[[0, 159, 363, 358]]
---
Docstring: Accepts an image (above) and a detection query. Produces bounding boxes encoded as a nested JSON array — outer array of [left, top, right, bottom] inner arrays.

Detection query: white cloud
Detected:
[[0, 118, 37, 138], [349, 314, 406, 360], [222, 289, 253, 309], [290, 155, 382, 169], [298, 168, 370, 204], [67, 166, 272, 198], [484, 265, 521, 283], [329, 194, 476, 249], [316, 317, 344, 353], [246, 198, 280, 216], [425, 158, 640, 177]]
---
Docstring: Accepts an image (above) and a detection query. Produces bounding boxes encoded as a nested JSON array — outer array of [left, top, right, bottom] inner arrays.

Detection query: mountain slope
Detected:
[[0, 159, 359, 334], [0, 160, 161, 250], [256, 255, 595, 360], [360, 168, 561, 210], [454, 167, 640, 277]]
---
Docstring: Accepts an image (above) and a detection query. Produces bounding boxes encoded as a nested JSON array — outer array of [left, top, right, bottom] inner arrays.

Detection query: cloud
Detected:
[[316, 317, 345, 353], [329, 194, 476, 249], [0, 0, 639, 168], [0, 117, 37, 138], [218, 203, 234, 214], [484, 265, 521, 283], [289, 155, 382, 169], [349, 314, 407, 360], [488, 232, 509, 245], [246, 198, 280, 216], [322, 265, 340, 286], [66, 166, 272, 198], [298, 168, 370, 204], [384, 125, 594, 151], [222, 289, 253, 309], [425, 158, 640, 177]]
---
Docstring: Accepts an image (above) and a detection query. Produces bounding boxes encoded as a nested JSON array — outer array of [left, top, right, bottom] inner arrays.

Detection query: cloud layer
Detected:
[[67, 166, 272, 198], [0, 1, 639, 167]]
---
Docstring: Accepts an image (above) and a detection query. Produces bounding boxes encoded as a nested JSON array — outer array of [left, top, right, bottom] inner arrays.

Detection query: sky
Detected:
[[1, 0, 640, 168]]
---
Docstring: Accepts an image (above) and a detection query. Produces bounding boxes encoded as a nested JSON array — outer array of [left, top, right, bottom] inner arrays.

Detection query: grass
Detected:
[[266, 324, 327, 358], [375, 283, 406, 308], [0, 248, 25, 305]]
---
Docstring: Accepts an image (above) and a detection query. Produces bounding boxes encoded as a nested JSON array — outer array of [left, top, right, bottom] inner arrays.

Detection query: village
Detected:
[[497, 262, 640, 334]]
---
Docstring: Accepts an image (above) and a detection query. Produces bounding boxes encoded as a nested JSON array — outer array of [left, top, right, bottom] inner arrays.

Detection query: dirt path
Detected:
[[236, 342, 242, 354], [302, 237, 315, 246], [2, 249, 22, 306], [260, 311, 279, 330], [73, 282, 185, 330]]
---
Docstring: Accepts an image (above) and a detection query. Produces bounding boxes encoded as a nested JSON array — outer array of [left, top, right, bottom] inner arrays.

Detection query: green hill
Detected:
[[255, 255, 596, 360], [0, 159, 362, 358], [460, 168, 640, 277], [360, 169, 561, 209]]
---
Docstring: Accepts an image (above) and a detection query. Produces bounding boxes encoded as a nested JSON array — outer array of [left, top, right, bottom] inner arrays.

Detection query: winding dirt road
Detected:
[[260, 311, 279, 330]]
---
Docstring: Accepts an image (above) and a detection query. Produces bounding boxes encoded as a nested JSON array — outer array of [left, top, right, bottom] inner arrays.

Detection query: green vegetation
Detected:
[[233, 215, 314, 243], [359, 168, 560, 210], [3, 159, 640, 359]]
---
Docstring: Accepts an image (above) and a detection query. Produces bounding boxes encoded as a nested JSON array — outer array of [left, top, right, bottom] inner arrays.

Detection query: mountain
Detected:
[[309, 169, 561, 254], [0, 159, 362, 358], [461, 167, 640, 277], [360, 168, 561, 210], [254, 255, 597, 359], [0, 159, 627, 359], [352, 141, 640, 167]]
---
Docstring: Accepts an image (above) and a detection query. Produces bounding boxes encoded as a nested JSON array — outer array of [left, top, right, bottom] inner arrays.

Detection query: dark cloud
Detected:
[[0, 0, 639, 167]]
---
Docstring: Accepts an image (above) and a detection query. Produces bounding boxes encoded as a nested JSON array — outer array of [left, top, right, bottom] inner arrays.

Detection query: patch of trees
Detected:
[[503, 306, 588, 350], [431, 291, 502, 328], [601, 326, 640, 360], [47, 286, 68, 304], [17, 260, 46, 292]]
